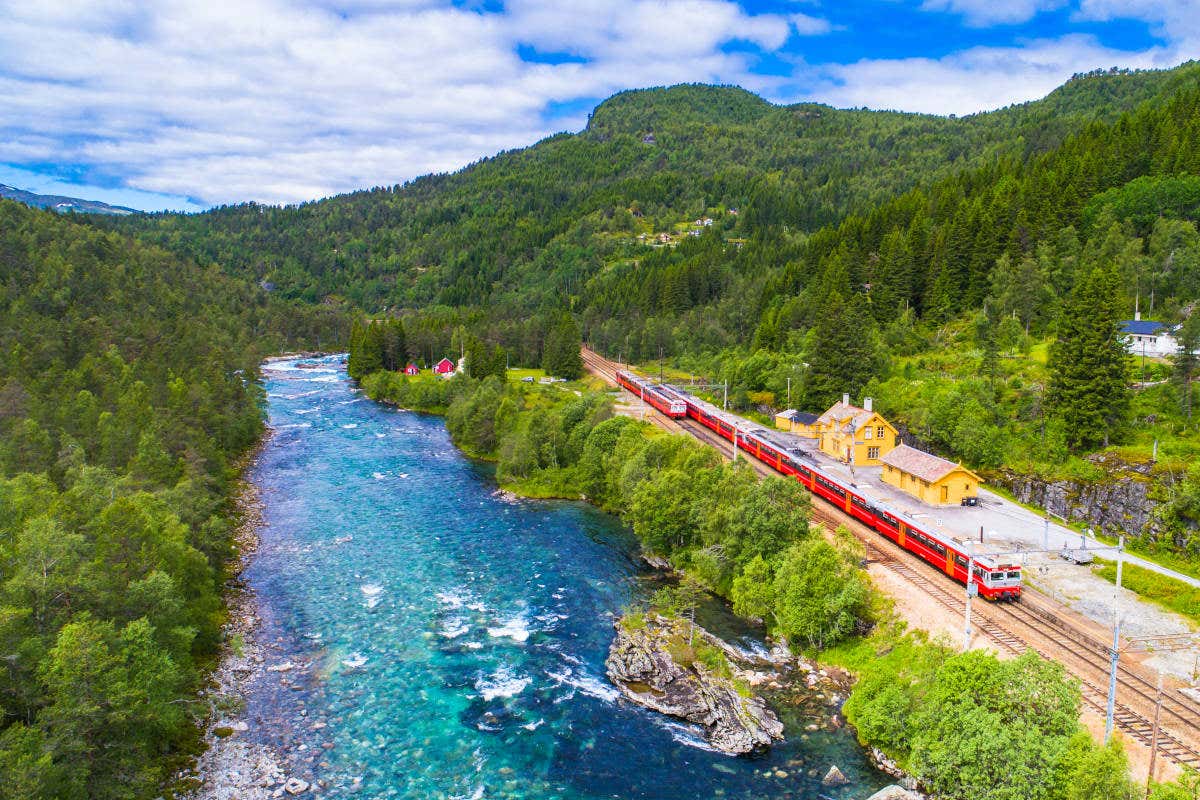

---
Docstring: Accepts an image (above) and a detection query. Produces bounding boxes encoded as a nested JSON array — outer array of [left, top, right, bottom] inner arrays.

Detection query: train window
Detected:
[[990, 572, 1002, 581], [954, 555, 967, 568], [1007, 571, 1020, 579]]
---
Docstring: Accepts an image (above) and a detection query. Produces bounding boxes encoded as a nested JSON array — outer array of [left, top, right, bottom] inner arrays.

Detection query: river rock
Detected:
[[865, 786, 923, 800], [282, 777, 309, 794], [605, 614, 783, 755], [822, 765, 849, 787]]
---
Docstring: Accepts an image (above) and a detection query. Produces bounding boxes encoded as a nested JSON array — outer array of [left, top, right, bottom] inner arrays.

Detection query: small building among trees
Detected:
[[774, 409, 819, 438], [880, 444, 981, 505], [433, 358, 456, 375], [404, 363, 420, 375], [1120, 314, 1180, 358], [815, 395, 897, 466]]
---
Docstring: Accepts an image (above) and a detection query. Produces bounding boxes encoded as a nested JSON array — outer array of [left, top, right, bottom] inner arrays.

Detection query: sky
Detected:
[[1, 0, 1196, 212]]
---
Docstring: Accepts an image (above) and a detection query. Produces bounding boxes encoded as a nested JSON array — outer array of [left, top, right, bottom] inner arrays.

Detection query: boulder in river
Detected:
[[605, 613, 784, 755], [821, 764, 849, 787], [865, 786, 923, 800]]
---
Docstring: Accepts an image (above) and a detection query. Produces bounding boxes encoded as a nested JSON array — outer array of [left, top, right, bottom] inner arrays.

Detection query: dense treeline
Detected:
[[839, 638, 1141, 800], [0, 200, 346, 797], [346, 308, 582, 382]]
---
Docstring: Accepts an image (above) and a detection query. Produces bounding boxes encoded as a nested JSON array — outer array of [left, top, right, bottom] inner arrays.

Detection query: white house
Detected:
[[1121, 313, 1181, 358]]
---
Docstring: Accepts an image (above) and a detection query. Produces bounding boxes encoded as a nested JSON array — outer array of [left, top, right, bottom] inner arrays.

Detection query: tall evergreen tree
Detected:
[[542, 314, 583, 379], [1047, 264, 1130, 449], [380, 320, 407, 372], [1173, 313, 1200, 422], [802, 291, 882, 409]]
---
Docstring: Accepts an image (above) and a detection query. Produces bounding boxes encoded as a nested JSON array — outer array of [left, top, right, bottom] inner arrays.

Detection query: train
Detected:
[[644, 381, 1023, 601], [614, 370, 688, 418]]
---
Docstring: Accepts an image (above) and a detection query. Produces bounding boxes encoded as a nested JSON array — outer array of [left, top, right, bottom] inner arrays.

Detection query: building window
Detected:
[[868, 446, 879, 460], [877, 426, 885, 439], [864, 427, 873, 439]]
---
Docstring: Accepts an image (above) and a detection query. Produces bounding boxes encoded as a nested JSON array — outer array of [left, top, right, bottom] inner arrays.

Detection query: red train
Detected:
[[615, 370, 687, 418], [652, 384, 1022, 600]]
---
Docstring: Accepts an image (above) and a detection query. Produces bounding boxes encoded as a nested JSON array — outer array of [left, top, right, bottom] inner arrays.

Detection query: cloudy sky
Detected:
[[1, 0, 1196, 211]]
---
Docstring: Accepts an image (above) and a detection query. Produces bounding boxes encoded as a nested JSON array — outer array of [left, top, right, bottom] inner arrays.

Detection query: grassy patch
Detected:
[[620, 611, 647, 631], [1093, 558, 1200, 627], [506, 367, 546, 382]]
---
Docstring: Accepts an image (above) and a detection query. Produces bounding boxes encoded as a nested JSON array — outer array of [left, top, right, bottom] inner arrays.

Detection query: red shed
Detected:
[[404, 363, 420, 375], [433, 358, 456, 375]]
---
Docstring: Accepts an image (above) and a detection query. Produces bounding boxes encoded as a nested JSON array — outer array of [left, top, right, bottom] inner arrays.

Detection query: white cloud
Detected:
[[810, 34, 1173, 116], [1076, 0, 1200, 50], [0, 0, 799, 206], [791, 12, 833, 36], [920, 0, 1067, 27]]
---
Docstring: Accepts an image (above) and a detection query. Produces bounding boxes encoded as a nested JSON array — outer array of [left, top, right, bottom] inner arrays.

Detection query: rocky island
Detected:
[[605, 612, 784, 755]]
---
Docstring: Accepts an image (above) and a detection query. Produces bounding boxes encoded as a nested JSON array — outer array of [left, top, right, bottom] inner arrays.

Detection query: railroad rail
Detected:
[[580, 346, 1200, 767]]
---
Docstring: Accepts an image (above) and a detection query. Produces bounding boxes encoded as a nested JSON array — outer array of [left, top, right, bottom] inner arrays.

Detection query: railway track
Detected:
[[581, 347, 1200, 766]]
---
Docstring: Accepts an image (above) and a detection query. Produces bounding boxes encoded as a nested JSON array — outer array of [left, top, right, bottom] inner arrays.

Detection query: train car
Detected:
[[614, 370, 687, 418], [663, 385, 1022, 600]]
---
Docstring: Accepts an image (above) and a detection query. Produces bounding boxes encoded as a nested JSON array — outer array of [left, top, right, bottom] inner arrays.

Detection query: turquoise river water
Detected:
[[244, 355, 889, 799]]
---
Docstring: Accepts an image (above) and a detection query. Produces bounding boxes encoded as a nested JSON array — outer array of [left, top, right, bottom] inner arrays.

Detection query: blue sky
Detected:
[[0, 0, 1194, 212]]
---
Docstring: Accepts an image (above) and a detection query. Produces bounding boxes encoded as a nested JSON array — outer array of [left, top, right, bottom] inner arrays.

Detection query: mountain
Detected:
[[99, 64, 1200, 320], [0, 183, 138, 216]]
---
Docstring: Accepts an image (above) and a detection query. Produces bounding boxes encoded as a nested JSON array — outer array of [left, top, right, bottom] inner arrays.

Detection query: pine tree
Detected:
[[380, 320, 407, 372], [1173, 313, 1200, 422], [1047, 264, 1130, 449], [348, 321, 384, 379], [802, 291, 882, 409], [542, 314, 583, 379]]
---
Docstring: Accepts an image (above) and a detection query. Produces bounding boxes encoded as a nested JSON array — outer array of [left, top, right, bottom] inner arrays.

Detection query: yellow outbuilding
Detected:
[[774, 409, 819, 438], [880, 444, 982, 506], [815, 395, 898, 466]]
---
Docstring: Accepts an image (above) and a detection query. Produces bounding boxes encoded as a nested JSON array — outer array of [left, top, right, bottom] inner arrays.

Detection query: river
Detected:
[[240, 354, 888, 799]]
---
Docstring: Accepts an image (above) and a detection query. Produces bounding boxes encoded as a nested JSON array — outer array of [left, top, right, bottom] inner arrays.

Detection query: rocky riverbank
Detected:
[[605, 613, 785, 755], [177, 441, 312, 799]]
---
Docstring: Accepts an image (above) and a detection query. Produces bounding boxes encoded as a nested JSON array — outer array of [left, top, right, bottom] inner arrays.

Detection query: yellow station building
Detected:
[[880, 444, 982, 505], [815, 395, 898, 466]]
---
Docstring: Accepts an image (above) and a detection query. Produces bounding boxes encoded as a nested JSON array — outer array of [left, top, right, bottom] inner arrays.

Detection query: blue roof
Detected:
[[1121, 320, 1169, 335]]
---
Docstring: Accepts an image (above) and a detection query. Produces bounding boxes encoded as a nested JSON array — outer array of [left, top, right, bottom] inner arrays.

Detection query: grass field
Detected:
[[1093, 558, 1200, 627]]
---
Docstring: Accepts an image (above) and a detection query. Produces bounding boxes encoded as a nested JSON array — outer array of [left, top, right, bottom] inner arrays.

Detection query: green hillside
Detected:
[[99, 65, 1199, 317], [0, 200, 343, 796]]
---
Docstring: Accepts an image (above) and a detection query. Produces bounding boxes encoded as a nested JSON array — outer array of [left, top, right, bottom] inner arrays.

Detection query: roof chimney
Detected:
[[842, 393, 850, 406], [864, 397, 873, 412]]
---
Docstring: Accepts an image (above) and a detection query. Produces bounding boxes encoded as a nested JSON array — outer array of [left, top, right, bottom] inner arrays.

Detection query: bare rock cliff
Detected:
[[605, 614, 783, 755]]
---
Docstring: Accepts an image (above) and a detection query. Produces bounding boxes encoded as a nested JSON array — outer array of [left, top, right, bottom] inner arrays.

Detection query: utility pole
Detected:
[[723, 380, 728, 410], [732, 429, 738, 462], [1105, 535, 1126, 744], [963, 540, 975, 652], [1147, 671, 1163, 798], [787, 376, 791, 407]]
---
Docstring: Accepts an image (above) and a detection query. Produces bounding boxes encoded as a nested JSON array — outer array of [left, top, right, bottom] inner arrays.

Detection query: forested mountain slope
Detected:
[[100, 65, 1198, 318], [0, 200, 344, 797]]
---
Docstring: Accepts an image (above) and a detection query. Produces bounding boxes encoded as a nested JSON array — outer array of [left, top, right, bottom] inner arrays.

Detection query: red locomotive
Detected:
[[650, 384, 1022, 600], [614, 370, 688, 418]]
